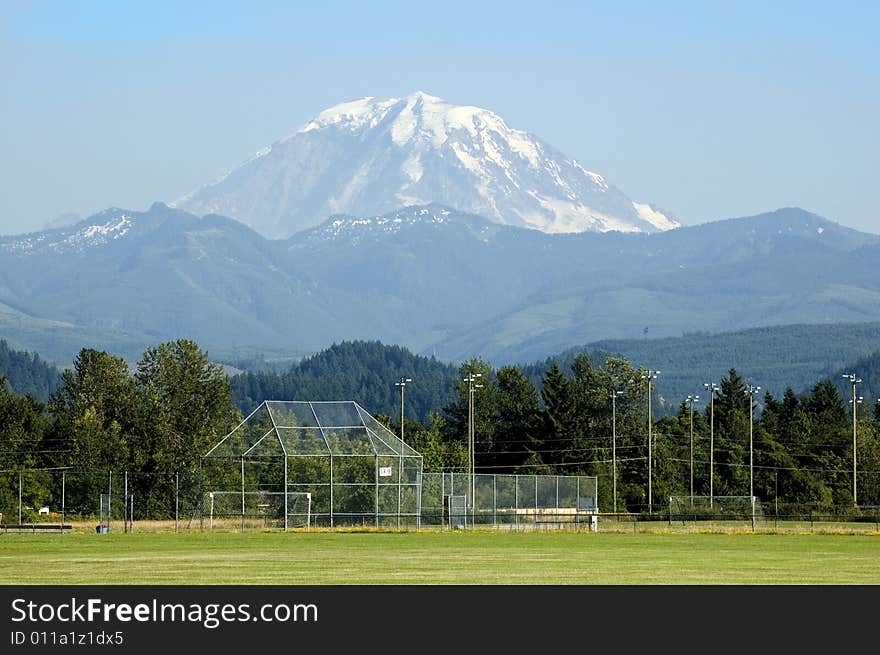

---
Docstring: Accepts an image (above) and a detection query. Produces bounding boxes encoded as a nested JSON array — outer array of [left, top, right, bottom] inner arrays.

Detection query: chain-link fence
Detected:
[[419, 472, 599, 530], [0, 469, 203, 533], [199, 456, 422, 531], [4, 467, 878, 533]]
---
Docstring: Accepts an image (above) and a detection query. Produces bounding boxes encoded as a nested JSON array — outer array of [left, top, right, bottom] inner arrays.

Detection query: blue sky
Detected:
[[2, 1, 878, 234]]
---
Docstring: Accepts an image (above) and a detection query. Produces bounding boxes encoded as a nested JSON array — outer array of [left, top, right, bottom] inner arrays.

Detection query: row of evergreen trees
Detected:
[[397, 356, 880, 512], [0, 339, 61, 400], [2, 340, 880, 520], [230, 340, 461, 421]]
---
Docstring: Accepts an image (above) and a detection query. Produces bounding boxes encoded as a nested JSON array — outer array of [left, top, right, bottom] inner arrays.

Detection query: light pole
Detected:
[[610, 388, 624, 513], [395, 377, 412, 446], [744, 384, 761, 500], [685, 394, 700, 504], [842, 373, 862, 507], [641, 370, 660, 513], [395, 376, 412, 528], [703, 382, 720, 507], [464, 371, 482, 521], [744, 384, 760, 531]]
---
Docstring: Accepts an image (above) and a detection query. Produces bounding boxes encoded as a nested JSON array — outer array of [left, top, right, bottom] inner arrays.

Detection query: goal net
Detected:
[[669, 495, 763, 521], [204, 491, 311, 530]]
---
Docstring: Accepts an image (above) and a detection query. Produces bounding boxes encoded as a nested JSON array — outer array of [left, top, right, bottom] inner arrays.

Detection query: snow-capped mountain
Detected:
[[172, 91, 679, 238]]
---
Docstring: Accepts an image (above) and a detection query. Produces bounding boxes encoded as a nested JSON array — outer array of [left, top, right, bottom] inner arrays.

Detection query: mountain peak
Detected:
[[172, 92, 679, 238], [406, 90, 442, 102]]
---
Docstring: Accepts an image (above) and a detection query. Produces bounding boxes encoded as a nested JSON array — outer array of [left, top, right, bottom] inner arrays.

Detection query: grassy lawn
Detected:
[[2, 529, 879, 584]]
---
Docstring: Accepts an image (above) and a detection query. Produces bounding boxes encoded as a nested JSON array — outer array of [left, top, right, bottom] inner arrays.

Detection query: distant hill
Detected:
[[831, 351, 880, 412], [229, 327, 880, 422], [6, 322, 879, 422], [0, 300, 155, 368], [228, 340, 461, 421], [521, 322, 880, 411], [2, 203, 880, 367], [0, 339, 62, 401]]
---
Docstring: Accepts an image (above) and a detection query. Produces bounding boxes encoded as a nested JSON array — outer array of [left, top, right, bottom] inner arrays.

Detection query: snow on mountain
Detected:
[[632, 202, 680, 231], [1, 210, 133, 255], [290, 204, 506, 250], [172, 91, 679, 238], [314, 206, 452, 239]]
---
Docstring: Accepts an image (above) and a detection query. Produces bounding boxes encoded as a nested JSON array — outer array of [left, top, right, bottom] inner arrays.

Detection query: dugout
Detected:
[[201, 401, 423, 529]]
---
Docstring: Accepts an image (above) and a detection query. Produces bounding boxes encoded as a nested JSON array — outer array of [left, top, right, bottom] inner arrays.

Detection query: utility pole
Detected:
[[842, 373, 862, 507], [703, 382, 720, 507], [395, 376, 412, 529], [641, 370, 660, 513], [610, 388, 624, 513], [685, 394, 700, 504]]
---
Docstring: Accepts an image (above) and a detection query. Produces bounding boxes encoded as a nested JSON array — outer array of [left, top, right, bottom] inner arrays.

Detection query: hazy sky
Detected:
[[2, 1, 878, 235]]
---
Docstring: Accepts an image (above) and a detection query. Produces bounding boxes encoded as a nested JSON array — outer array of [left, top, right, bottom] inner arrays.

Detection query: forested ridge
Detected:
[[525, 322, 880, 406], [0, 339, 62, 400], [229, 340, 460, 422]]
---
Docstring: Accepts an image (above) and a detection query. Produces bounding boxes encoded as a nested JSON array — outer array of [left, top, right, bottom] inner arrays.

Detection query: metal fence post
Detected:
[[555, 476, 560, 529], [329, 454, 334, 529], [199, 460, 204, 531], [515, 475, 519, 531], [124, 471, 128, 534], [375, 455, 379, 529], [493, 475, 497, 527], [175, 472, 179, 533]]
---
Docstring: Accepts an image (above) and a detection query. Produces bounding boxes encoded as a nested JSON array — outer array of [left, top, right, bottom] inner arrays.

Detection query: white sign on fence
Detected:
[[379, 466, 393, 477]]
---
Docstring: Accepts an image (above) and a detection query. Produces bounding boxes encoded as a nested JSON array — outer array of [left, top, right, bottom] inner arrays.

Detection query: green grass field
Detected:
[[2, 529, 879, 584]]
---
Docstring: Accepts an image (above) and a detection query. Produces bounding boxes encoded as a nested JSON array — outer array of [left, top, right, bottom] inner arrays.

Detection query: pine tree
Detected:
[[494, 365, 543, 473]]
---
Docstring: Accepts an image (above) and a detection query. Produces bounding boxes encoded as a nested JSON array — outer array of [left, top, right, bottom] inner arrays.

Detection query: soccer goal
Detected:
[[669, 495, 764, 528], [204, 491, 311, 530], [445, 494, 468, 530]]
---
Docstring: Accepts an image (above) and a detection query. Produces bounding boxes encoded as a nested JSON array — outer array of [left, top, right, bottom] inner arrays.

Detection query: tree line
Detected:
[[0, 339, 237, 521], [2, 339, 880, 521], [400, 356, 880, 513]]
